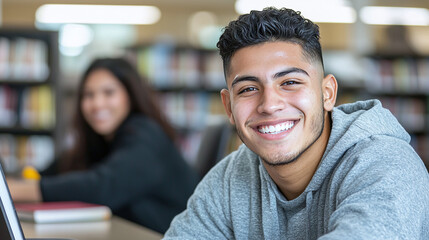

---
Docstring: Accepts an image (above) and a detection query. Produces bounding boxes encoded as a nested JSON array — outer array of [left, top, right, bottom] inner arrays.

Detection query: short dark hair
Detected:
[[217, 7, 323, 75]]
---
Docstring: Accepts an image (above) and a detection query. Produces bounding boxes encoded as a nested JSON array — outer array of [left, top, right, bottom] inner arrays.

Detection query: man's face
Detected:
[[221, 41, 335, 165]]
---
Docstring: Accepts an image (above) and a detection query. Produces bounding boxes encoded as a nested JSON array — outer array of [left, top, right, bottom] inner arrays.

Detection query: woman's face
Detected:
[[81, 69, 131, 139]]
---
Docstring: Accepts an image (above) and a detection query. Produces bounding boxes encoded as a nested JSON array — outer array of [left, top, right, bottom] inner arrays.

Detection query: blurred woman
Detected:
[[8, 57, 199, 233]]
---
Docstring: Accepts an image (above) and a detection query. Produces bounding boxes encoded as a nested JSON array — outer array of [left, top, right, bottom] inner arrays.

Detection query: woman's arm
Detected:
[[40, 117, 190, 209], [6, 178, 42, 202]]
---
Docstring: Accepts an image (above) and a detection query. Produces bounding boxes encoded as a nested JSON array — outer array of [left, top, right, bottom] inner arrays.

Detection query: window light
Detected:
[[234, 0, 356, 23], [36, 4, 161, 25], [360, 6, 429, 26]]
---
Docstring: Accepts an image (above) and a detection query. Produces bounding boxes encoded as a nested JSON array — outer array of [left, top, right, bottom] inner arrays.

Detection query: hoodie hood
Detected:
[[306, 99, 410, 192]]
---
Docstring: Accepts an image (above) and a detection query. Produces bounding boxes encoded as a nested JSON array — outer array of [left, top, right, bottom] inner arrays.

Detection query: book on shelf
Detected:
[[15, 201, 112, 224], [364, 57, 429, 93], [19, 85, 55, 130], [133, 44, 225, 89], [378, 97, 426, 132], [0, 37, 11, 79], [0, 85, 18, 127], [0, 134, 17, 173], [0, 134, 54, 173], [3, 37, 50, 81], [202, 51, 225, 89]]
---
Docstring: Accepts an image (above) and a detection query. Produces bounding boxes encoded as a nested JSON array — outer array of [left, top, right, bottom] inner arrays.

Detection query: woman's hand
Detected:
[[6, 177, 42, 202]]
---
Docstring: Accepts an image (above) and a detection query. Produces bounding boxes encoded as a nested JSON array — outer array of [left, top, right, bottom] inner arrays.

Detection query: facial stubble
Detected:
[[233, 96, 326, 166]]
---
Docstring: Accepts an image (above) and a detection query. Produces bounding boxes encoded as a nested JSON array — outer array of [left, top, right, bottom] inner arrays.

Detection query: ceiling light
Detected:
[[59, 24, 94, 56], [234, 0, 356, 23], [360, 6, 429, 26], [36, 4, 161, 25]]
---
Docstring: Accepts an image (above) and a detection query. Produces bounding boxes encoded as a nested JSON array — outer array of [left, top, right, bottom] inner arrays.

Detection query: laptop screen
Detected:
[[0, 161, 25, 240], [0, 200, 14, 240]]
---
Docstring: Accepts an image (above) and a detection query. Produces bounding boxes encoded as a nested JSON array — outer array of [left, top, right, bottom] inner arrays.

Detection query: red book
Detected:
[[15, 201, 112, 223]]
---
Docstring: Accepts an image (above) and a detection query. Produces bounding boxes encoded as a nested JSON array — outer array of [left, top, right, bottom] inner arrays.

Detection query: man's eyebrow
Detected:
[[230, 67, 309, 87], [273, 67, 309, 79], [231, 75, 259, 88]]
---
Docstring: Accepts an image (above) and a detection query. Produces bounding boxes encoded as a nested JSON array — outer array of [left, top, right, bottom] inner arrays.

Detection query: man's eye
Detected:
[[239, 87, 257, 94], [282, 80, 297, 86]]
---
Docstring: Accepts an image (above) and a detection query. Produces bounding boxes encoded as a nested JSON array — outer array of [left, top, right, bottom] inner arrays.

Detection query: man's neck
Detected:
[[262, 112, 332, 200]]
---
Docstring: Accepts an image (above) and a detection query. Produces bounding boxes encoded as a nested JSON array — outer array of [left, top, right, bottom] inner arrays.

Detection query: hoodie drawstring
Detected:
[[306, 191, 314, 240]]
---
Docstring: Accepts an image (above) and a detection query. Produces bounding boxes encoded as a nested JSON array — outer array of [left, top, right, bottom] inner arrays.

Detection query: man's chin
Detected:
[[241, 137, 298, 165], [259, 152, 299, 166]]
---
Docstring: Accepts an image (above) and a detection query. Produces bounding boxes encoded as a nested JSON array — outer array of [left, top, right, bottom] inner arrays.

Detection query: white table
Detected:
[[21, 216, 163, 240]]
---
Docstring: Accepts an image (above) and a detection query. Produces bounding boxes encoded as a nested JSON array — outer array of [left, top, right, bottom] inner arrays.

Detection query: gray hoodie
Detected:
[[164, 99, 429, 239]]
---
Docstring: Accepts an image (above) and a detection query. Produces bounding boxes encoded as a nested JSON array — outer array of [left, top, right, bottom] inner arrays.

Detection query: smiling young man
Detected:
[[164, 7, 429, 239]]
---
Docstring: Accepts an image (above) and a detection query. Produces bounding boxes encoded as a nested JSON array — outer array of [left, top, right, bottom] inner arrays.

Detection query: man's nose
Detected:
[[257, 87, 285, 115]]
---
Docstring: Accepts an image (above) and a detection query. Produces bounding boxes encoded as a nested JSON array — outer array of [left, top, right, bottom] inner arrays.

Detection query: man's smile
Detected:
[[256, 120, 298, 135]]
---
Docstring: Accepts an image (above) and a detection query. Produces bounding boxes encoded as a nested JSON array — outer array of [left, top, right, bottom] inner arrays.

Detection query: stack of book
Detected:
[[15, 201, 112, 224], [0, 37, 50, 81]]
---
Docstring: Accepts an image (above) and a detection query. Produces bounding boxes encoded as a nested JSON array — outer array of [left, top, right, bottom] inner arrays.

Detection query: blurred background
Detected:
[[0, 0, 428, 174]]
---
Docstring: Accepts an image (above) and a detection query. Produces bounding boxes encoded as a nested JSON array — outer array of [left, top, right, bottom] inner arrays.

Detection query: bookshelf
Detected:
[[0, 29, 59, 173], [337, 54, 429, 170], [128, 45, 428, 169], [127, 43, 235, 165]]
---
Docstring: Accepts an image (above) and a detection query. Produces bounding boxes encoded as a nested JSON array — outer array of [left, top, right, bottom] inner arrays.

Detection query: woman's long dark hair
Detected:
[[60, 57, 175, 172]]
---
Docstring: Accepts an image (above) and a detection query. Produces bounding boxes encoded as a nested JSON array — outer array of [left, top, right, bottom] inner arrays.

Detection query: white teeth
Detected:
[[258, 121, 294, 134], [94, 111, 110, 120]]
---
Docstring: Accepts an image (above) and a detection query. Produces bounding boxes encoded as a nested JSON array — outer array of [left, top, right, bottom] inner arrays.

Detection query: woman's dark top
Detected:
[[40, 114, 199, 233]]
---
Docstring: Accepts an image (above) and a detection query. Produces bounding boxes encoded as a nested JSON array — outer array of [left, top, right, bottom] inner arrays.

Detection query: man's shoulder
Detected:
[[333, 134, 429, 192], [349, 134, 421, 166]]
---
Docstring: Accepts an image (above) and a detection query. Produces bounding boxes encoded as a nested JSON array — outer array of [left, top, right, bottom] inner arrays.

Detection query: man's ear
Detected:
[[322, 74, 338, 111], [220, 89, 235, 125]]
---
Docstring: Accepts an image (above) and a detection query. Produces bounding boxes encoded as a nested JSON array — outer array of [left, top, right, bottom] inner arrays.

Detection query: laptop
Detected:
[[0, 161, 71, 240]]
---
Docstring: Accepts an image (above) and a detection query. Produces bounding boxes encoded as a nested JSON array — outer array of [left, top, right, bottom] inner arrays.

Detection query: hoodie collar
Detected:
[[306, 99, 410, 192]]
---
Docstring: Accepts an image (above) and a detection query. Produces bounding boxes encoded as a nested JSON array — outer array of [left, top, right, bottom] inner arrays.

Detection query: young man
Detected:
[[164, 7, 429, 239]]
